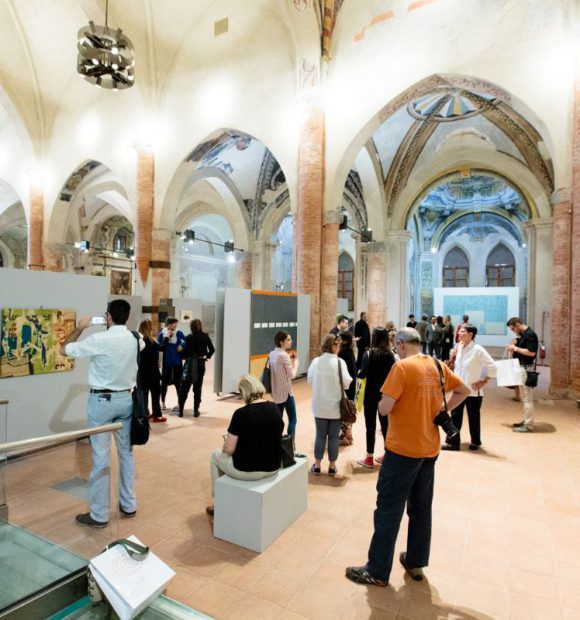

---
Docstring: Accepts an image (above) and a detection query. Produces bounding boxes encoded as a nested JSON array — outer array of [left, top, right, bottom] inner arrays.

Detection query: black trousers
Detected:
[[161, 364, 182, 403], [363, 394, 388, 455], [449, 396, 482, 447], [141, 376, 162, 418], [179, 359, 206, 412], [356, 347, 367, 371]]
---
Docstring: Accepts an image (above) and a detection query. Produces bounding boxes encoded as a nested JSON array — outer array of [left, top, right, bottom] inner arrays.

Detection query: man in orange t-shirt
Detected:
[[346, 327, 469, 587]]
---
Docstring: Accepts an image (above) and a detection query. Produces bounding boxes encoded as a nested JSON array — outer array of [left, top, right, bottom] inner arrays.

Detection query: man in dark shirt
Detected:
[[406, 314, 417, 329], [354, 311, 371, 370], [505, 317, 538, 432], [416, 315, 429, 354], [330, 315, 349, 336]]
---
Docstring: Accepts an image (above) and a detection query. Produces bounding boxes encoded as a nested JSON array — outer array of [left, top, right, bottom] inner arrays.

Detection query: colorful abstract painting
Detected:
[[0, 308, 76, 378]]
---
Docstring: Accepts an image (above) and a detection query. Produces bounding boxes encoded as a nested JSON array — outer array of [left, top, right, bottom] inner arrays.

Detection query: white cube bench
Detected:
[[213, 458, 308, 552]]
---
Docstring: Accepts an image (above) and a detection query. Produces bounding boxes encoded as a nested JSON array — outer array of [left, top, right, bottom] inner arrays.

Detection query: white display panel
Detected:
[[221, 288, 251, 393], [433, 287, 519, 347]]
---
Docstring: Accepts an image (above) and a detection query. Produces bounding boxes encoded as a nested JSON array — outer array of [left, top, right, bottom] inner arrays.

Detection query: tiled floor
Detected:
[[3, 362, 580, 619]]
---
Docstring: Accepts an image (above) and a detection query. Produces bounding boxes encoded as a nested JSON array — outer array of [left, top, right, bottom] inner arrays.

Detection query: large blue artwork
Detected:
[[442, 294, 509, 336]]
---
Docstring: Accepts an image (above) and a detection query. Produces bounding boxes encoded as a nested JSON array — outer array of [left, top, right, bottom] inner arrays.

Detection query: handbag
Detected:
[[260, 356, 272, 393], [181, 356, 199, 384], [130, 332, 150, 446], [495, 357, 523, 387], [281, 434, 296, 468], [525, 356, 539, 388], [89, 535, 175, 620], [338, 361, 357, 425]]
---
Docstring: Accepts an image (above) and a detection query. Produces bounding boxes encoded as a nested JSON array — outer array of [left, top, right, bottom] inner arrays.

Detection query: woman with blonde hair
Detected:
[[307, 334, 352, 476], [206, 374, 283, 516], [138, 319, 165, 422]]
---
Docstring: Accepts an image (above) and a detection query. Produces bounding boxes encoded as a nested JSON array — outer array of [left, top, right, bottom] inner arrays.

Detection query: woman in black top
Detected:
[[178, 319, 215, 417], [432, 316, 445, 359], [441, 315, 454, 361], [137, 319, 165, 422], [206, 374, 283, 516], [338, 331, 356, 445], [356, 327, 396, 468]]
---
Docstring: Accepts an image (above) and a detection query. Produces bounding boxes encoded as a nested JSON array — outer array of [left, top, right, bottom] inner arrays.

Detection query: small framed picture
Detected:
[[180, 310, 192, 323], [110, 270, 131, 295]]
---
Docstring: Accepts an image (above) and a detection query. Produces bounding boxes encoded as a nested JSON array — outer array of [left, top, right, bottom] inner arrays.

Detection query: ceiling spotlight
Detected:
[[77, 0, 135, 90], [224, 240, 235, 253]]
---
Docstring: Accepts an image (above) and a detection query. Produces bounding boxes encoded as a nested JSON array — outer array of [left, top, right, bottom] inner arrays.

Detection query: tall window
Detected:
[[338, 252, 355, 311], [486, 243, 515, 286], [442, 247, 469, 287]]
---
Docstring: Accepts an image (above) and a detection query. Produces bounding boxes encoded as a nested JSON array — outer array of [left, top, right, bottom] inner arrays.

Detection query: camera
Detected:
[[433, 411, 459, 439]]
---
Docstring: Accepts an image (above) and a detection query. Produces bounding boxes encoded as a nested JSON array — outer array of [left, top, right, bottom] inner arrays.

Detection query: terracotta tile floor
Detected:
[[4, 362, 580, 619]]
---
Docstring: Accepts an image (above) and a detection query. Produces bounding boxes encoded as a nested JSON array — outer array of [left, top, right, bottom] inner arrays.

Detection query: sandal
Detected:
[[345, 566, 387, 587], [310, 464, 321, 475], [328, 467, 337, 477]]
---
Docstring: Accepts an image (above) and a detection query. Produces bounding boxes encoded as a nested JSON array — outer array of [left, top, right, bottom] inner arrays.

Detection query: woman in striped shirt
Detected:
[[269, 331, 299, 436]]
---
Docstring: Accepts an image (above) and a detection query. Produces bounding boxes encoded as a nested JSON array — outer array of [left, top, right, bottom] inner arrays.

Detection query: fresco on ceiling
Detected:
[[0, 308, 76, 378], [60, 160, 101, 202], [186, 131, 252, 175]]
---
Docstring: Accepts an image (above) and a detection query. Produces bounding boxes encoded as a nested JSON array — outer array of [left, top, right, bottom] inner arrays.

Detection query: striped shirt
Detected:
[[269, 347, 296, 404]]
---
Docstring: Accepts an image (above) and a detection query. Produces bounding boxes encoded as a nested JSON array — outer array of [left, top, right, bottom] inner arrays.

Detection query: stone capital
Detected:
[[361, 241, 386, 254], [323, 209, 343, 225], [551, 187, 571, 205]]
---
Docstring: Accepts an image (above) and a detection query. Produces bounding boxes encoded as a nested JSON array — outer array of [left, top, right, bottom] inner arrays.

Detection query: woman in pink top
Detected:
[[269, 331, 299, 436]]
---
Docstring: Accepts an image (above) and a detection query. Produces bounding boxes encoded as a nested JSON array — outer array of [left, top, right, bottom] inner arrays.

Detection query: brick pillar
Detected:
[[44, 243, 64, 272], [550, 190, 572, 394], [363, 242, 387, 329], [320, 211, 340, 335], [236, 252, 253, 289], [136, 149, 154, 286], [151, 228, 172, 327], [295, 105, 325, 360], [572, 72, 580, 393], [28, 187, 44, 270]]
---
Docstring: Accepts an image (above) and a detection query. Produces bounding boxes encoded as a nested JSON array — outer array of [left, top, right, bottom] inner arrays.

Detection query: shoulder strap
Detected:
[[131, 331, 142, 389], [433, 358, 449, 414], [103, 538, 149, 561], [337, 358, 346, 397]]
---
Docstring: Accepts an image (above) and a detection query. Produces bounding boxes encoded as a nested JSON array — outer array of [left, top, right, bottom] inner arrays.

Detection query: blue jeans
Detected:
[[88, 391, 136, 522], [314, 418, 341, 462], [277, 395, 297, 436], [366, 450, 437, 582]]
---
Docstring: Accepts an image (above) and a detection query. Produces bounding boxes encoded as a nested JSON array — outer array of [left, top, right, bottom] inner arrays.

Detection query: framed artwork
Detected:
[[110, 270, 131, 295], [180, 310, 192, 323], [0, 308, 76, 378]]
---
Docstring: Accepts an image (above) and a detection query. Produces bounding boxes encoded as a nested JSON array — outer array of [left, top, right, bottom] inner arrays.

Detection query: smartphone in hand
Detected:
[[91, 316, 106, 325]]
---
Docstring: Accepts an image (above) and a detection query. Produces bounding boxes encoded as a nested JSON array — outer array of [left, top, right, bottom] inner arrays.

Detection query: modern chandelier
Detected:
[[77, 0, 135, 90]]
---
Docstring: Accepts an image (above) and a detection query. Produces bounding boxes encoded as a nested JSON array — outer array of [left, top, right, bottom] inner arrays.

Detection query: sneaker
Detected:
[[294, 452, 307, 459], [310, 464, 321, 475], [328, 467, 337, 477], [375, 455, 384, 465], [468, 443, 480, 451], [75, 513, 108, 528], [193, 409, 200, 418], [151, 416, 167, 423], [441, 444, 460, 451], [357, 456, 375, 469], [399, 552, 424, 581], [119, 503, 136, 518], [513, 425, 533, 433], [511, 421, 525, 428], [161, 402, 167, 410], [171, 406, 180, 412], [345, 566, 387, 587]]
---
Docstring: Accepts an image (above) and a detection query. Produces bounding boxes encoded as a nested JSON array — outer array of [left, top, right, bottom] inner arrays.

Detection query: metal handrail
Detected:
[[0, 423, 123, 455]]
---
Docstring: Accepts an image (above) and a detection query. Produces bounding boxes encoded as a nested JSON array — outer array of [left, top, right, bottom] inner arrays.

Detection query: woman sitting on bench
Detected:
[[206, 374, 284, 516]]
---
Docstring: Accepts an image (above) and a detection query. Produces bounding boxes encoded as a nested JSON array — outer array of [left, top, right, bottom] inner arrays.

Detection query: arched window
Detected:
[[442, 247, 469, 287], [486, 243, 515, 286], [113, 230, 128, 252], [338, 252, 355, 311]]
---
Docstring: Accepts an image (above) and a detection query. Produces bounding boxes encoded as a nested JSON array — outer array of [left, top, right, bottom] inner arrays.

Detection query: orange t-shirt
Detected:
[[381, 354, 464, 458]]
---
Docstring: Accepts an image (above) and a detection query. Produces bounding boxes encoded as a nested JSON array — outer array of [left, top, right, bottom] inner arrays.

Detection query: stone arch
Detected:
[[328, 73, 555, 224]]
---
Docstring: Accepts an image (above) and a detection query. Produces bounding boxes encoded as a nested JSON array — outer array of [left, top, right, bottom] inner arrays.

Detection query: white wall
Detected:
[[1, 269, 111, 442]]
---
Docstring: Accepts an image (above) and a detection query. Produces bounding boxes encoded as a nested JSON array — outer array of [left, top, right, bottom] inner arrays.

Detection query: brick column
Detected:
[[320, 210, 341, 335], [571, 70, 580, 393], [28, 187, 44, 270], [550, 190, 572, 394], [295, 104, 325, 360], [362, 242, 387, 329], [136, 148, 154, 286], [44, 243, 64, 272], [151, 228, 172, 327], [236, 252, 253, 289]]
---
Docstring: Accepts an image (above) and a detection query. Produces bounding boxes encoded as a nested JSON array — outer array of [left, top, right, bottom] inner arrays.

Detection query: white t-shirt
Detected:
[[307, 352, 352, 419], [65, 325, 144, 391]]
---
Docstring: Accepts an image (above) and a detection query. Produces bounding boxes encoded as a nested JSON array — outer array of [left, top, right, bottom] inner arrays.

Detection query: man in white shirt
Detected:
[[62, 299, 144, 528]]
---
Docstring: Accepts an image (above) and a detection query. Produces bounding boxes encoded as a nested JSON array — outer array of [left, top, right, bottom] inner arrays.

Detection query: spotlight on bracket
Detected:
[[224, 240, 235, 253], [339, 214, 373, 243]]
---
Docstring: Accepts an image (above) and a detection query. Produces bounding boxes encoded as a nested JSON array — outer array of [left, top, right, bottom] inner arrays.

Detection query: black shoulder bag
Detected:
[[525, 355, 539, 388], [130, 331, 150, 446], [260, 355, 272, 393]]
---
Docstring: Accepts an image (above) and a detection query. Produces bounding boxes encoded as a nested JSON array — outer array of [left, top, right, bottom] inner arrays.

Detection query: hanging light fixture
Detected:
[[77, 0, 135, 90]]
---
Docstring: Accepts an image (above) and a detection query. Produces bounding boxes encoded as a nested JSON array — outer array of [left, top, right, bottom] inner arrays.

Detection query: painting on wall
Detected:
[[0, 308, 76, 378], [180, 310, 192, 323], [110, 270, 132, 295]]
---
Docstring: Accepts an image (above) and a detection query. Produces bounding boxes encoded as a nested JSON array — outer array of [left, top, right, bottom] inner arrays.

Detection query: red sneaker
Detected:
[[356, 456, 375, 469], [375, 455, 384, 465], [151, 416, 167, 423]]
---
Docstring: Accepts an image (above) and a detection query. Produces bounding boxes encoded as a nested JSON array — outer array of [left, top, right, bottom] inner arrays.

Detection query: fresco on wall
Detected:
[[0, 308, 76, 378], [110, 269, 132, 295]]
